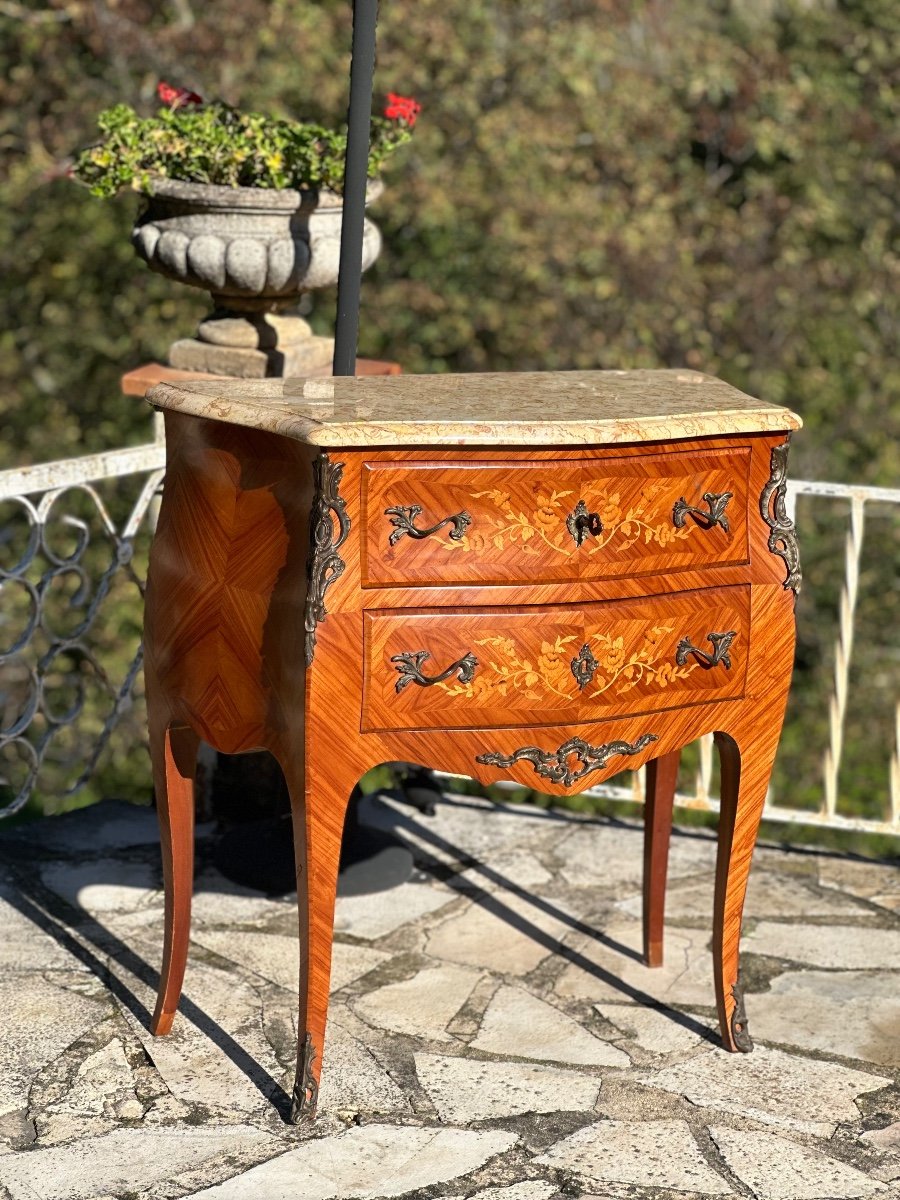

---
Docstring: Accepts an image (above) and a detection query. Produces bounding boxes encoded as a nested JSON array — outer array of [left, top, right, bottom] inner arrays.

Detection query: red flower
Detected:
[[157, 81, 203, 110], [384, 93, 421, 128]]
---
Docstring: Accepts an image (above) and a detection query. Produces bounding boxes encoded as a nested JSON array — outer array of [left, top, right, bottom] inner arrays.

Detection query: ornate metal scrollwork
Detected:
[[476, 732, 658, 788], [566, 500, 603, 547], [391, 649, 478, 694], [289, 1032, 320, 1123], [305, 454, 351, 666], [730, 976, 753, 1052], [759, 440, 802, 596], [570, 644, 600, 690], [675, 630, 736, 670], [672, 491, 732, 533], [0, 470, 164, 819], [384, 504, 471, 546]]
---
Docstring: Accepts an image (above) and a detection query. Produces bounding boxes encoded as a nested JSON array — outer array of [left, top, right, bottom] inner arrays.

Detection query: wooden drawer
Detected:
[[362, 585, 749, 732], [361, 446, 750, 588]]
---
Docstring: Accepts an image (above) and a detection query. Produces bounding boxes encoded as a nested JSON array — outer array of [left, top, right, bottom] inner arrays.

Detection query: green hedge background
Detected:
[[1, 0, 897, 823]]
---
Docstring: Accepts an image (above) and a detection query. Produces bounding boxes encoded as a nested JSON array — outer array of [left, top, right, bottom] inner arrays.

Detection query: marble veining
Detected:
[[148, 369, 801, 447]]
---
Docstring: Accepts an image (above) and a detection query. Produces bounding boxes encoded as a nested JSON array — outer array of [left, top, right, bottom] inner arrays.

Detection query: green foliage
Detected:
[[73, 100, 412, 197], [2, 0, 896, 480], [0, 0, 897, 827]]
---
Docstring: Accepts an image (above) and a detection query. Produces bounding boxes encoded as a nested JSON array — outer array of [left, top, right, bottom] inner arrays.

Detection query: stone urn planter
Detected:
[[131, 178, 383, 377]]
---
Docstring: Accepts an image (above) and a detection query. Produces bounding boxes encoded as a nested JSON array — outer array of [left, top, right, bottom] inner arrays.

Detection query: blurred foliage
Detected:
[[0, 0, 897, 832], [2, 0, 897, 477]]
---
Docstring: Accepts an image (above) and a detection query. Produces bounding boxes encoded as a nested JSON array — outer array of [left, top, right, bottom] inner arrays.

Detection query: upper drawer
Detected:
[[361, 447, 751, 588]]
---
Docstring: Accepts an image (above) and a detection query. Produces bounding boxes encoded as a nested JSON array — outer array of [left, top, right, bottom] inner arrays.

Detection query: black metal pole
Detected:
[[332, 0, 379, 377], [331, 0, 425, 897]]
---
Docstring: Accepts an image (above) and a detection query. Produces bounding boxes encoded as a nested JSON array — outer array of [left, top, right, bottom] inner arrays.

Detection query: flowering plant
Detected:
[[73, 83, 420, 199]]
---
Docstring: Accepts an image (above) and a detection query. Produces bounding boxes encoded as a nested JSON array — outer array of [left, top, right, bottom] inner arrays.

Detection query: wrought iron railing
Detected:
[[1, 427, 898, 835], [0, 421, 164, 817], [579, 479, 900, 835]]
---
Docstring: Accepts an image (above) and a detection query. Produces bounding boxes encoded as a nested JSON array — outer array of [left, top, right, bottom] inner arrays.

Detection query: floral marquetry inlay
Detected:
[[436, 486, 692, 558], [438, 624, 698, 705]]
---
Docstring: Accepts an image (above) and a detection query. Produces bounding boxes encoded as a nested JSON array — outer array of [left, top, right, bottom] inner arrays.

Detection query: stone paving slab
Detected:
[[0, 1126, 273, 1200], [640, 1044, 890, 1136], [595, 1002, 707, 1056], [415, 1052, 602, 1123], [534, 1118, 733, 1194], [616, 870, 871, 923], [40, 859, 162, 917], [182, 1124, 520, 1200], [0, 886, 89, 970], [472, 985, 630, 1068], [0, 796, 898, 1200], [553, 822, 718, 893], [353, 963, 484, 1042], [744, 921, 900, 970], [0, 975, 110, 1119], [445, 1184, 558, 1200], [750, 968, 900, 1068], [819, 857, 900, 913], [709, 1126, 887, 1199], [554, 918, 714, 1007], [425, 891, 578, 975]]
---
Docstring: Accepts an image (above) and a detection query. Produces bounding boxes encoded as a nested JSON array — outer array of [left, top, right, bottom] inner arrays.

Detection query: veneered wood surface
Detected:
[[335, 433, 783, 611], [361, 447, 750, 587], [149, 724, 198, 1037], [363, 586, 749, 732], [143, 410, 797, 1118], [643, 749, 680, 968]]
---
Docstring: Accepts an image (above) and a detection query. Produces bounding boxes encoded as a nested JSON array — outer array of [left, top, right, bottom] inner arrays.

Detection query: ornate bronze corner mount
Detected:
[[730, 976, 754, 1052], [566, 500, 603, 547], [476, 732, 658, 788], [570, 643, 600, 690], [391, 650, 479, 694], [759, 439, 802, 596], [672, 491, 732, 532], [305, 454, 351, 667], [675, 630, 736, 670], [385, 504, 471, 546], [289, 1032, 320, 1123]]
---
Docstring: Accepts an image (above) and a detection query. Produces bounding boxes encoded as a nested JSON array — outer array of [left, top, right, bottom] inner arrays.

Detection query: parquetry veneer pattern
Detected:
[[143, 370, 800, 1121]]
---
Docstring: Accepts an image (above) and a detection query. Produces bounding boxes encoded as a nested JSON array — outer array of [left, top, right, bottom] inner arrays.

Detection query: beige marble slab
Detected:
[[148, 369, 801, 447]]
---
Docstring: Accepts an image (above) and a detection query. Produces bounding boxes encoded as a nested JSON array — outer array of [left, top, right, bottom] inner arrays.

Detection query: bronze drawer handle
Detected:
[[675, 630, 736, 670], [385, 504, 472, 546], [566, 500, 603, 546], [391, 650, 479, 693], [476, 732, 658, 788], [672, 491, 732, 533]]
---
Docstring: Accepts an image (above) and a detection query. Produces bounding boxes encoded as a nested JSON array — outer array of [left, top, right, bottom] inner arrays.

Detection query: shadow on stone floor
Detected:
[[0, 852, 293, 1120], [1, 796, 899, 1200], [370, 791, 718, 1044], [4, 791, 722, 1075]]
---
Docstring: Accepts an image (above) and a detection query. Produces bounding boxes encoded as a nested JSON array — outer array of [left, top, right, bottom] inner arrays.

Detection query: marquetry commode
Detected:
[[143, 369, 801, 1122]]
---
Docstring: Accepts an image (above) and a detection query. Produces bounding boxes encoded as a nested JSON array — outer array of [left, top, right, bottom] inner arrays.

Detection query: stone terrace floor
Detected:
[[1, 791, 900, 1200]]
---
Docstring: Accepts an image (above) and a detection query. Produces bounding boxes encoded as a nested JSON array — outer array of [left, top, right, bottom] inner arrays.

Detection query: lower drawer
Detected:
[[362, 586, 749, 732]]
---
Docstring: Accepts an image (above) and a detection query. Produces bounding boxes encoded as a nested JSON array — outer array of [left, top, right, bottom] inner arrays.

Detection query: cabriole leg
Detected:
[[643, 749, 679, 968], [713, 724, 781, 1052], [150, 723, 199, 1036], [279, 747, 358, 1123]]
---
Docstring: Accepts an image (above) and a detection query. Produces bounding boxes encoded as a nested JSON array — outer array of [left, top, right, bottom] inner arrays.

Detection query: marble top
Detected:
[[148, 369, 801, 447]]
